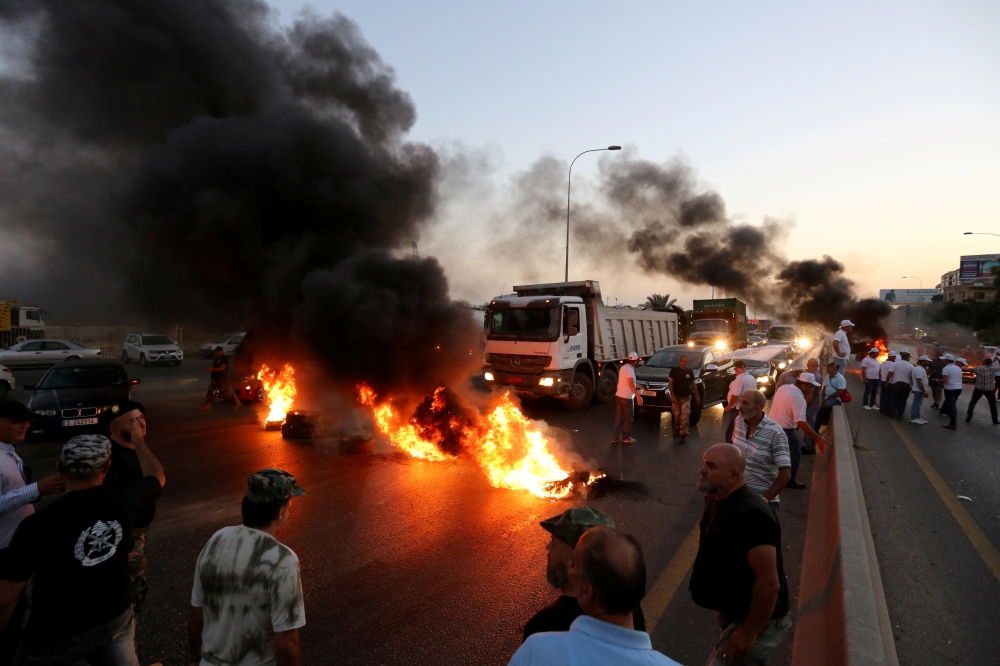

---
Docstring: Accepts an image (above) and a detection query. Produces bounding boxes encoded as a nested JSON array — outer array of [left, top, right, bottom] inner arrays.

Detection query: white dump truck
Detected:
[[482, 280, 678, 410], [0, 302, 45, 349]]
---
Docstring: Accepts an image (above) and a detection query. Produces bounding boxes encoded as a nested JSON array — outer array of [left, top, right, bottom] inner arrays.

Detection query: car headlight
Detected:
[[778, 362, 787, 369], [33, 409, 57, 416], [715, 340, 726, 349], [756, 375, 769, 383], [484, 372, 494, 381], [539, 377, 554, 387], [797, 338, 810, 348]]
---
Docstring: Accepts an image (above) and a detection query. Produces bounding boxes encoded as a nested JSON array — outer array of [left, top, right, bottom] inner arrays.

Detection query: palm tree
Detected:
[[644, 293, 682, 313]]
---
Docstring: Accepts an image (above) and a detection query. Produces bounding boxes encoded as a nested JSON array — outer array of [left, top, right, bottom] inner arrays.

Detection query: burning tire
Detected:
[[563, 373, 594, 411], [594, 367, 618, 404], [281, 410, 324, 439]]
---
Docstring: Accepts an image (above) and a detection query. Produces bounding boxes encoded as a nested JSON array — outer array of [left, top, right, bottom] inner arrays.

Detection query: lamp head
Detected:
[[608, 145, 621, 150]]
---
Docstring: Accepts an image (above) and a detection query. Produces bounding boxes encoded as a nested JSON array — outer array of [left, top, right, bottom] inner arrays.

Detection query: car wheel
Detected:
[[140, 353, 147, 366], [0, 382, 8, 400], [65, 356, 80, 362], [122, 350, 130, 363], [563, 373, 594, 411], [256, 387, 266, 402], [594, 366, 618, 404]]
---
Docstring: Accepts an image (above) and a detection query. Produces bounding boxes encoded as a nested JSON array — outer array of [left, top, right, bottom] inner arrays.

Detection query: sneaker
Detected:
[[939, 411, 949, 417], [863, 405, 872, 410], [965, 415, 972, 422], [622, 438, 636, 444], [785, 480, 807, 490], [910, 418, 926, 424], [800, 447, 816, 455], [197, 404, 210, 412], [942, 424, 957, 430], [611, 439, 621, 444], [930, 403, 939, 409]]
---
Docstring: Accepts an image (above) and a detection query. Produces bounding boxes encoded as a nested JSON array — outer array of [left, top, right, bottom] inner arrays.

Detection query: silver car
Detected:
[[198, 332, 246, 358], [0, 339, 102, 367], [122, 333, 184, 366]]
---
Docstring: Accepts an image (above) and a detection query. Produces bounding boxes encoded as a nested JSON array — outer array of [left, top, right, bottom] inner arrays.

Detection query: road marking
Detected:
[[888, 418, 1000, 585], [642, 522, 700, 633]]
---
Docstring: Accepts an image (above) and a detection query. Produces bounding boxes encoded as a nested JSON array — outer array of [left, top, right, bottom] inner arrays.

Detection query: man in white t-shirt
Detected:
[[909, 356, 930, 424], [190, 469, 306, 666], [884, 350, 914, 420], [613, 352, 643, 445], [877, 350, 896, 412], [724, 360, 758, 444], [832, 320, 853, 377], [860, 348, 881, 410], [768, 373, 830, 490], [940, 355, 965, 429]]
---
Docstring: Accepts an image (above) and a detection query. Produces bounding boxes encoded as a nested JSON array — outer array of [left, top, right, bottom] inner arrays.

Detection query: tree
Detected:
[[644, 293, 684, 314]]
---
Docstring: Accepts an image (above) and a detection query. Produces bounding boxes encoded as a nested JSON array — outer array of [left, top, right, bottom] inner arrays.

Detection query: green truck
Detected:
[[685, 298, 749, 349]]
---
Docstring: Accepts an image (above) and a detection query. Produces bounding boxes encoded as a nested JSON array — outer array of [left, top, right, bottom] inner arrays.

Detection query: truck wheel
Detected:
[[564, 374, 594, 411], [690, 387, 705, 426], [140, 353, 147, 366], [595, 367, 618, 403]]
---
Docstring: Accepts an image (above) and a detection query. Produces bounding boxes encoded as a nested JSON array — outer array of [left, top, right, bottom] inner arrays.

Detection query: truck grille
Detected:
[[486, 353, 551, 375], [61, 407, 98, 418]]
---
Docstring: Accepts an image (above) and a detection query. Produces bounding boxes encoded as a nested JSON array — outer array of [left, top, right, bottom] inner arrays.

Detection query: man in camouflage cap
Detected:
[[189, 469, 305, 666], [60, 433, 113, 472], [522, 506, 645, 640]]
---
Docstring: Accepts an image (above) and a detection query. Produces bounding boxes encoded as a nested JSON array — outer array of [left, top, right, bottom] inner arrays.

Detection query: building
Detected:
[[938, 268, 961, 288], [941, 283, 996, 302], [937, 254, 999, 301]]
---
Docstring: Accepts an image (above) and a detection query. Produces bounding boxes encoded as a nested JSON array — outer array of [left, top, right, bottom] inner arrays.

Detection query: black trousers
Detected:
[[879, 380, 892, 414], [889, 382, 912, 419], [967, 389, 998, 423]]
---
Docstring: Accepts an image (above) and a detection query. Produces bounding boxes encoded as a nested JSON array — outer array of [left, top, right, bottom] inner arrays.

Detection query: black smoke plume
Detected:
[[0, 0, 481, 392]]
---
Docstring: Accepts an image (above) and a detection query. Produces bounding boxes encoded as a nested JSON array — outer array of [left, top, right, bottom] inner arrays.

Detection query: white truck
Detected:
[[0, 302, 45, 348], [482, 280, 678, 410]]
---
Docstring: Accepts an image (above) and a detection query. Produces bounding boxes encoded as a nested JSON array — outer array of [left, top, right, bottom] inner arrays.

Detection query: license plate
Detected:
[[62, 417, 98, 427], [507, 377, 522, 383], [638, 390, 657, 397]]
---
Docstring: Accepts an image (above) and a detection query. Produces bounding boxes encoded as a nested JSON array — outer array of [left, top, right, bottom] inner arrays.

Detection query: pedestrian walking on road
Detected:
[[510, 526, 680, 666], [690, 444, 791, 666], [878, 350, 898, 415], [612, 353, 642, 445], [198, 347, 242, 412], [909, 356, 931, 424], [103, 401, 165, 610], [189, 469, 306, 666], [0, 401, 66, 666], [669, 355, 699, 443], [928, 350, 946, 409], [861, 348, 881, 409], [732, 390, 791, 512], [814, 361, 847, 431], [966, 357, 999, 424], [523, 507, 645, 641], [725, 360, 757, 444], [0, 434, 160, 666], [885, 350, 914, 420], [940, 355, 964, 430], [768, 374, 830, 489], [832, 320, 853, 377]]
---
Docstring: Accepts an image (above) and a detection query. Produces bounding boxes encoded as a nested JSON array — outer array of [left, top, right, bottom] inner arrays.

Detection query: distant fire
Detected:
[[358, 384, 601, 499], [873, 338, 888, 363], [257, 364, 297, 426]]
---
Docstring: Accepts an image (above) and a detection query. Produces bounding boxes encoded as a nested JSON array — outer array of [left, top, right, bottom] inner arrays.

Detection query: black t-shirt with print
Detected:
[[669, 367, 696, 398], [211, 355, 228, 382], [689, 485, 789, 621], [0, 480, 161, 644], [522, 594, 646, 641]]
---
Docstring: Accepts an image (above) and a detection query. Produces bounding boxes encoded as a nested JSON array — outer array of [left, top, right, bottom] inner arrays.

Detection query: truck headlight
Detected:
[[538, 377, 554, 387], [797, 337, 810, 348], [715, 340, 726, 349], [484, 372, 494, 381]]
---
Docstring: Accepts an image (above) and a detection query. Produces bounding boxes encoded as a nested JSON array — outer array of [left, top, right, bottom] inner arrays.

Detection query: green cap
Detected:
[[245, 468, 305, 503], [540, 506, 615, 548]]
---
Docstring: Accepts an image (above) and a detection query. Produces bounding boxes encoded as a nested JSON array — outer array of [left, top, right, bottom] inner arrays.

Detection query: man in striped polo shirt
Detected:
[[732, 389, 791, 512]]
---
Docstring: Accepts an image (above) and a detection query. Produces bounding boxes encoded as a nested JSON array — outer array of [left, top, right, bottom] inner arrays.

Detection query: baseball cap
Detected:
[[899, 348, 909, 354], [733, 359, 746, 368], [0, 400, 32, 423], [61, 434, 112, 473], [840, 320, 855, 327], [956, 357, 968, 365], [887, 350, 897, 357], [918, 355, 931, 362], [797, 372, 821, 386], [540, 506, 615, 548], [245, 468, 305, 503], [627, 352, 639, 361], [868, 348, 879, 354], [103, 400, 145, 425], [942, 353, 955, 361]]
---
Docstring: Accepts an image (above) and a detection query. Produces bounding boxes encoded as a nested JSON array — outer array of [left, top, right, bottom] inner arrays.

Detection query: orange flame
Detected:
[[873, 338, 889, 363], [358, 384, 596, 499], [257, 364, 297, 425]]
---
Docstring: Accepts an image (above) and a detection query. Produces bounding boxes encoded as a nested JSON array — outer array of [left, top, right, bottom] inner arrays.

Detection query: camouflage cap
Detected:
[[245, 468, 305, 503], [540, 506, 615, 548], [61, 434, 112, 473]]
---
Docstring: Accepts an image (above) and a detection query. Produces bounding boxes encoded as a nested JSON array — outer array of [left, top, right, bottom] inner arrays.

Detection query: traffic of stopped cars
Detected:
[[122, 333, 184, 365], [0, 339, 102, 367], [712, 345, 796, 397], [633, 344, 735, 424]]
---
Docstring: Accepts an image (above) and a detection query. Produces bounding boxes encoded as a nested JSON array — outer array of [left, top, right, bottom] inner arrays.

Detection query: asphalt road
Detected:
[[8, 360, 812, 666], [846, 356, 1000, 665]]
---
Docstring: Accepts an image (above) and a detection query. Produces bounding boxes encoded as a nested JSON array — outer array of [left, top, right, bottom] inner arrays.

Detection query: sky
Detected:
[[263, 0, 1000, 309]]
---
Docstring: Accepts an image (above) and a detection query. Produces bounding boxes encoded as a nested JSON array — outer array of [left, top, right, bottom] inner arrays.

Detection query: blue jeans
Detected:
[[815, 397, 842, 430], [910, 390, 924, 420], [834, 357, 848, 376], [14, 608, 138, 666], [862, 379, 879, 407], [801, 399, 821, 451], [613, 397, 632, 440], [942, 389, 962, 426], [784, 428, 801, 483]]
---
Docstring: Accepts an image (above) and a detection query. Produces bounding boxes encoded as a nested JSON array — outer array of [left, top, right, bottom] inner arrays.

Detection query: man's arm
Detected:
[[0, 580, 26, 632], [797, 420, 830, 453], [188, 606, 204, 666], [0, 482, 40, 517], [627, 375, 643, 406], [762, 468, 791, 502], [717, 544, 780, 663], [273, 628, 301, 666], [130, 430, 165, 487], [916, 377, 926, 393], [203, 364, 226, 373]]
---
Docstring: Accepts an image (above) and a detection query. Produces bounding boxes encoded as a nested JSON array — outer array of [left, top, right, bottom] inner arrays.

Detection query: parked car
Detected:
[[24, 360, 138, 439], [633, 343, 735, 425], [712, 345, 796, 398], [0, 339, 102, 367], [0, 362, 13, 400], [122, 333, 184, 366], [198, 332, 246, 358]]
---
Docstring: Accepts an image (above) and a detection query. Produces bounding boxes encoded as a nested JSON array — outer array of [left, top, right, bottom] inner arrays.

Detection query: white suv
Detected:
[[123, 333, 184, 366]]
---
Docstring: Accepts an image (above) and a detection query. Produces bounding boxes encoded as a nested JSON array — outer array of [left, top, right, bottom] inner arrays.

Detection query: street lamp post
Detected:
[[565, 146, 621, 282], [901, 276, 923, 326]]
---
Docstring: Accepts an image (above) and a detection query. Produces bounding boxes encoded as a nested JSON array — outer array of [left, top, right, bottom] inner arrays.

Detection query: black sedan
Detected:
[[633, 344, 735, 425], [24, 360, 139, 439]]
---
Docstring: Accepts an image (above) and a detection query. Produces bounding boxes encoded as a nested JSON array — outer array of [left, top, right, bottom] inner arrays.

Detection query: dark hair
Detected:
[[579, 528, 646, 615], [241, 496, 289, 528], [985, 357, 993, 366]]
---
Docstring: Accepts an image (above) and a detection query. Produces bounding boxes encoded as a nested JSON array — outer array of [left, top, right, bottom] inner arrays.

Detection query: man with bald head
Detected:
[[690, 444, 791, 665], [732, 390, 791, 512], [509, 526, 681, 665]]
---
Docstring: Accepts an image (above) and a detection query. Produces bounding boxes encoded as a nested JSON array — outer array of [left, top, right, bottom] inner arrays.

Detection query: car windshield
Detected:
[[692, 320, 729, 333], [646, 350, 702, 369], [739, 359, 769, 368], [141, 335, 173, 345], [486, 307, 559, 341], [769, 326, 796, 340], [38, 366, 126, 389]]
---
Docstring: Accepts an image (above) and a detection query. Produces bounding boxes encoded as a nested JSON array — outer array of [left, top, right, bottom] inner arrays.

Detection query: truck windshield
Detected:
[[486, 307, 559, 341], [692, 320, 729, 333], [646, 350, 702, 369], [769, 326, 796, 340]]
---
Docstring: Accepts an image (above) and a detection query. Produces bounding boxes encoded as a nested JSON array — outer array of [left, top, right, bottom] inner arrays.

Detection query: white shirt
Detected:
[[509, 615, 681, 666], [942, 364, 964, 390], [727, 372, 758, 406], [911, 364, 928, 393], [889, 360, 913, 385], [768, 384, 807, 430], [833, 329, 850, 359], [860, 356, 881, 379], [0, 442, 39, 549], [616, 364, 637, 399], [879, 361, 895, 381]]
